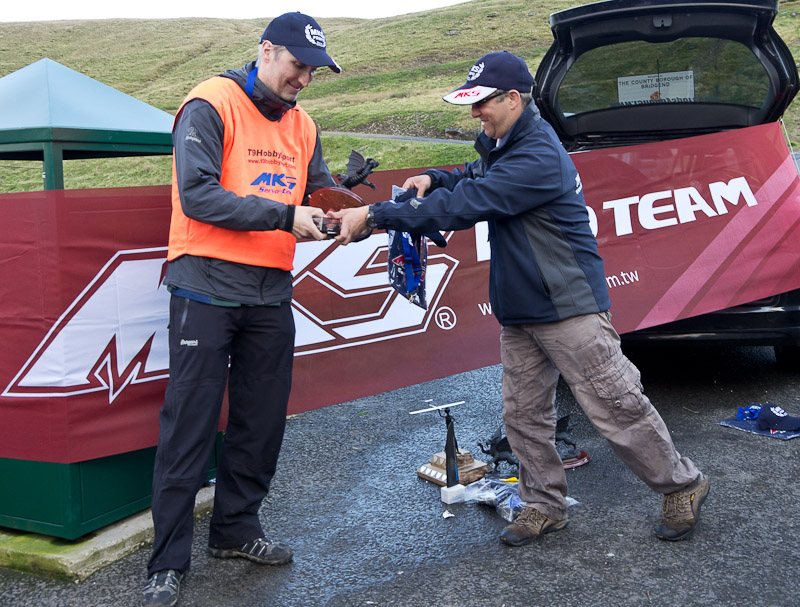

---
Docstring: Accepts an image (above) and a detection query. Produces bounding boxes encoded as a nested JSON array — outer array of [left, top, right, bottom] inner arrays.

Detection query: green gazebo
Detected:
[[0, 59, 208, 541], [0, 58, 174, 190]]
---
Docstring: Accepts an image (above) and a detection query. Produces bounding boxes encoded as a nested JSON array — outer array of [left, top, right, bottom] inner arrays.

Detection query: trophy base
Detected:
[[416, 449, 492, 487], [561, 450, 590, 469]]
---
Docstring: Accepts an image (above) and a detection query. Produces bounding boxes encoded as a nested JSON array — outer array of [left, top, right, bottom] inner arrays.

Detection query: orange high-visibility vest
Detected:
[[168, 75, 317, 270]]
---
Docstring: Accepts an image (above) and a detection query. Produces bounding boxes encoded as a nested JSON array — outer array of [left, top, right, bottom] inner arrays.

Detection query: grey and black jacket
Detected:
[[165, 61, 336, 305]]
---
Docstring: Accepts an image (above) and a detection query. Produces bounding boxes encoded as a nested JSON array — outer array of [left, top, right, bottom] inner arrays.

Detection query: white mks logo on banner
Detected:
[[4, 237, 459, 403]]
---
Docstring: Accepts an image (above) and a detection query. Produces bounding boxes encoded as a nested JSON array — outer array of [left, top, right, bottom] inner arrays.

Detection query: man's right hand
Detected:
[[292, 205, 326, 240], [331, 206, 371, 245], [401, 174, 432, 198]]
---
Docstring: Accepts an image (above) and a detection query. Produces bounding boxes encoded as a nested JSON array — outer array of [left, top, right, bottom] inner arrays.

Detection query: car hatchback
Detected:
[[534, 0, 800, 366]]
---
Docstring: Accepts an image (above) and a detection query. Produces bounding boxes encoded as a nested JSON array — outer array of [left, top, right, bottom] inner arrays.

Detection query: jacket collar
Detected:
[[221, 61, 296, 122], [475, 103, 541, 159]]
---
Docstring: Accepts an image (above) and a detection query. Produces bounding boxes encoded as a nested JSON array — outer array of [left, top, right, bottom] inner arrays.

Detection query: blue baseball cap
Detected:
[[757, 403, 800, 432], [261, 12, 342, 73], [443, 51, 533, 105]]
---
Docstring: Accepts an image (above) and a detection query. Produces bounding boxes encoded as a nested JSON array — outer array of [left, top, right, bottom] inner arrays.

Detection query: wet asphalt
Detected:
[[1, 344, 799, 607]]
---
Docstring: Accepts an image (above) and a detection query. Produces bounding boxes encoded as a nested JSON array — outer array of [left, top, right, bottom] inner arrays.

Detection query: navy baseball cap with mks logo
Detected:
[[443, 51, 534, 105], [261, 12, 342, 73], [757, 403, 800, 432]]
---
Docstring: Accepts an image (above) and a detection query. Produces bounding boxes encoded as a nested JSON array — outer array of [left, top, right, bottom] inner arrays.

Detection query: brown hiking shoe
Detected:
[[500, 506, 567, 547], [655, 474, 710, 541]]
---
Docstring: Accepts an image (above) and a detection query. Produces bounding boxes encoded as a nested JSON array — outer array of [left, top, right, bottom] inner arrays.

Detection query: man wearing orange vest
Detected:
[[142, 12, 340, 607]]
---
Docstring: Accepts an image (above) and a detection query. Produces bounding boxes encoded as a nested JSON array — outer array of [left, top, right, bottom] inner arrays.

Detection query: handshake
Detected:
[[313, 215, 342, 236]]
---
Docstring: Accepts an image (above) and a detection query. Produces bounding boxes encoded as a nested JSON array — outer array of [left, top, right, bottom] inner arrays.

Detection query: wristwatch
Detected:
[[365, 204, 377, 229]]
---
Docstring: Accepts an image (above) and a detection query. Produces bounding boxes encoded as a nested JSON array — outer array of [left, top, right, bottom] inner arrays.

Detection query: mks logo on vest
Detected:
[[251, 172, 298, 195]]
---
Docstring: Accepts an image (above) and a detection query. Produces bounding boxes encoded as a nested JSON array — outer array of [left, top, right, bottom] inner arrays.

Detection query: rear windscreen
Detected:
[[557, 37, 770, 117]]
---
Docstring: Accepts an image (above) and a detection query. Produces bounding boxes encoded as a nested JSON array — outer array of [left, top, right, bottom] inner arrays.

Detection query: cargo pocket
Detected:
[[587, 353, 645, 430]]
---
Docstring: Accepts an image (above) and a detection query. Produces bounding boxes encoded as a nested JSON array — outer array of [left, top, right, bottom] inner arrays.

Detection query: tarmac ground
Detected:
[[1, 344, 799, 607]]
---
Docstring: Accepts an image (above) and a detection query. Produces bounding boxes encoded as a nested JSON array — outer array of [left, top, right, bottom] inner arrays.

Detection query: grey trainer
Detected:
[[141, 569, 183, 607], [208, 537, 293, 565], [655, 473, 710, 541], [500, 506, 568, 547]]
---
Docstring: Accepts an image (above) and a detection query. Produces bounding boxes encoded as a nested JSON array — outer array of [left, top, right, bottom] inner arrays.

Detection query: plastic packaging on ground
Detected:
[[464, 476, 579, 522]]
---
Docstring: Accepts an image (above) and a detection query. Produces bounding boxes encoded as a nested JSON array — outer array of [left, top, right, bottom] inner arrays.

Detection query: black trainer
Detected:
[[141, 569, 183, 607], [655, 474, 710, 541], [208, 537, 293, 565]]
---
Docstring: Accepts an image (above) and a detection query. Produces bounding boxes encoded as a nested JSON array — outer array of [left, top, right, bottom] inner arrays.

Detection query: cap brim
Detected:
[[286, 45, 342, 73], [776, 417, 800, 431], [758, 413, 800, 431], [443, 85, 497, 105]]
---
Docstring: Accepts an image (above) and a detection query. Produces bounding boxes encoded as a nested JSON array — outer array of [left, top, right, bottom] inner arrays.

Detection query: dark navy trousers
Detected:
[[147, 295, 294, 575]]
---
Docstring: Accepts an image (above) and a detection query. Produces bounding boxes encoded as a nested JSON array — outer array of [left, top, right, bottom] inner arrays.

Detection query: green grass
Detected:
[[2, 0, 800, 192], [0, 161, 44, 193], [320, 135, 475, 173]]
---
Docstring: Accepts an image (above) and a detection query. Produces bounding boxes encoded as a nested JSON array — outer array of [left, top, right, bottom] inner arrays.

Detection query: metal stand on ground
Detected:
[[411, 400, 491, 503]]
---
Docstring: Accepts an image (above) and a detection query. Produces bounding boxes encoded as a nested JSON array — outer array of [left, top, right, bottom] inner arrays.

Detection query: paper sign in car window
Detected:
[[617, 70, 695, 105]]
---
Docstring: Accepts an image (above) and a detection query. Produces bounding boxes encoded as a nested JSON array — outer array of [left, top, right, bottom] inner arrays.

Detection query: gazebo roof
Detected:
[[0, 58, 174, 188]]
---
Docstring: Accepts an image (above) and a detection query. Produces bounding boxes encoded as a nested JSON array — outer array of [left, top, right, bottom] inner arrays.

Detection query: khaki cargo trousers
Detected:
[[500, 311, 701, 520]]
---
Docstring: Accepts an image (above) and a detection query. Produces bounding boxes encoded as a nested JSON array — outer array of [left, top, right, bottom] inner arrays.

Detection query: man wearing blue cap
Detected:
[[334, 51, 709, 548], [141, 12, 340, 607]]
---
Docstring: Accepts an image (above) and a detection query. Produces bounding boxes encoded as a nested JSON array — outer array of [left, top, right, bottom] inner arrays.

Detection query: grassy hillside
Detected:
[[2, 0, 800, 191]]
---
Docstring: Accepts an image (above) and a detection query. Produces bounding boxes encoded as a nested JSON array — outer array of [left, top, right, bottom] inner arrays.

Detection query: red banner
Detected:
[[575, 122, 800, 333], [1, 123, 798, 463]]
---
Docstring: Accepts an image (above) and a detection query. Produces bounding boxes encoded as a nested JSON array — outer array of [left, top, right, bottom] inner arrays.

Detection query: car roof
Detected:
[[534, 0, 798, 149]]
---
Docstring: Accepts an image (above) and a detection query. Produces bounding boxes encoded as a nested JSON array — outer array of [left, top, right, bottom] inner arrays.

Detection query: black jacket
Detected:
[[372, 104, 611, 325]]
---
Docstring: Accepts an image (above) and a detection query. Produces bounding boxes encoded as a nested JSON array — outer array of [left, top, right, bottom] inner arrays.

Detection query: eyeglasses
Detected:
[[472, 90, 507, 108]]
